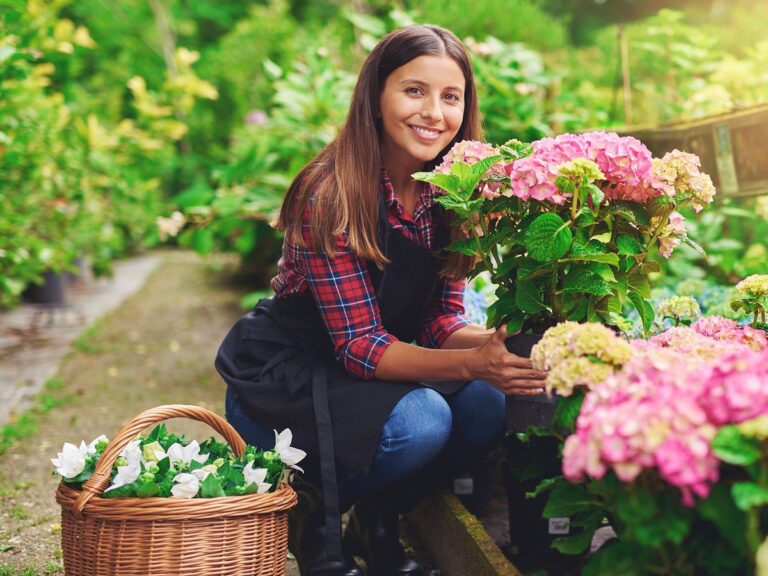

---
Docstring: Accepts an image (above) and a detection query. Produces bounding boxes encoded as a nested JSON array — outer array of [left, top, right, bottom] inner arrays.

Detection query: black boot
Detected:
[[343, 496, 423, 576], [289, 478, 364, 576]]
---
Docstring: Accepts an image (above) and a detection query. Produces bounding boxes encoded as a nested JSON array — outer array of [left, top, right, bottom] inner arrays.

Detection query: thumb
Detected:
[[493, 324, 509, 342]]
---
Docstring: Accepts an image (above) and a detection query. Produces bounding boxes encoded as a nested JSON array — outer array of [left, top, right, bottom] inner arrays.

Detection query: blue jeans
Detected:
[[225, 380, 506, 511]]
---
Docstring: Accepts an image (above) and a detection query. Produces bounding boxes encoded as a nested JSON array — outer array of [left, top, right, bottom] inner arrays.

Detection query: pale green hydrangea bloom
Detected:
[[656, 295, 701, 322]]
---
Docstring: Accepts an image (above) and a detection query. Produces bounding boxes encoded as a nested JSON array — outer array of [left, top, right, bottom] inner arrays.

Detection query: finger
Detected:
[[506, 387, 546, 396], [506, 378, 549, 388], [505, 356, 535, 369]]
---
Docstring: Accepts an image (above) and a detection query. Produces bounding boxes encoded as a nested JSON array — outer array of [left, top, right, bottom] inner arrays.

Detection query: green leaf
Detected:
[[628, 292, 654, 333], [552, 393, 584, 432], [200, 474, 226, 498], [524, 213, 573, 262], [588, 183, 605, 206], [712, 426, 761, 466], [697, 483, 749, 554], [137, 481, 160, 498], [611, 201, 650, 226], [616, 235, 644, 255], [562, 253, 619, 267], [562, 269, 612, 296], [572, 240, 608, 256], [582, 541, 654, 576], [470, 155, 503, 178], [563, 299, 588, 322], [191, 228, 215, 255], [731, 482, 768, 511], [639, 260, 661, 274], [543, 481, 597, 518], [412, 172, 460, 197], [505, 313, 525, 334], [551, 512, 603, 555], [515, 280, 547, 314], [628, 275, 652, 299], [591, 231, 612, 243], [445, 238, 477, 256]]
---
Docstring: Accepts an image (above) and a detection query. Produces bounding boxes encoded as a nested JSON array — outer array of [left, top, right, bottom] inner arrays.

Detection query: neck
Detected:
[[382, 158, 423, 204]]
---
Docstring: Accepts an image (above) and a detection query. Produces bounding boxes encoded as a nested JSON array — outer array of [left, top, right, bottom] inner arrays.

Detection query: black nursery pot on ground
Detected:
[[22, 270, 68, 305], [503, 333, 584, 575]]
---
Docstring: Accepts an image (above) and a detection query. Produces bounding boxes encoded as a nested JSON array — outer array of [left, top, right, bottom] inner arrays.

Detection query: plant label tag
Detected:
[[452, 477, 474, 496], [548, 517, 570, 535]]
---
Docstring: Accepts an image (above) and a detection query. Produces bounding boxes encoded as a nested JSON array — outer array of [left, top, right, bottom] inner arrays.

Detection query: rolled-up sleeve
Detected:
[[418, 276, 471, 349], [297, 223, 398, 380]]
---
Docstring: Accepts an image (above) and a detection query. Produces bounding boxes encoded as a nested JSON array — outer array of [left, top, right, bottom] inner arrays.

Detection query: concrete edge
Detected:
[[407, 490, 523, 576]]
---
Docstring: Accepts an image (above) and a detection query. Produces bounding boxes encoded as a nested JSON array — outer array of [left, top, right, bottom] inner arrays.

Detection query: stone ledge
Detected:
[[407, 490, 522, 576]]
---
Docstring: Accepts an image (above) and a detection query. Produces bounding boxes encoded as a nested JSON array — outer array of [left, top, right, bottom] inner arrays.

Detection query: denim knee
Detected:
[[446, 379, 506, 456], [380, 388, 452, 469]]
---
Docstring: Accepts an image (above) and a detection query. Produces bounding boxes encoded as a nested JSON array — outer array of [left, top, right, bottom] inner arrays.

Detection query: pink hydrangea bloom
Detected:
[[692, 316, 768, 352], [504, 131, 661, 204], [699, 348, 768, 425], [564, 326, 768, 506], [436, 140, 505, 199]]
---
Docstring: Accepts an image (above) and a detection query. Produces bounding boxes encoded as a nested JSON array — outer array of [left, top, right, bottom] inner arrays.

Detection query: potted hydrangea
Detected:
[[414, 133, 716, 568]]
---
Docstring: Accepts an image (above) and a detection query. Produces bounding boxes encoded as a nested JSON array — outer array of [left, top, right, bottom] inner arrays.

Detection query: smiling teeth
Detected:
[[412, 126, 440, 137]]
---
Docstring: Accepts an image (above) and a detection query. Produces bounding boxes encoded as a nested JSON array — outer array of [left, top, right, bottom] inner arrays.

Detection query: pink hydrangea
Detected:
[[504, 131, 661, 205], [693, 316, 768, 351], [436, 140, 505, 199], [699, 348, 768, 425], [581, 131, 655, 194], [563, 326, 768, 506], [504, 155, 568, 204]]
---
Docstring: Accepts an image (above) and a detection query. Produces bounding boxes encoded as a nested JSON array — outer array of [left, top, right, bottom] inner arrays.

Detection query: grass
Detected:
[[0, 378, 69, 455], [72, 321, 104, 354]]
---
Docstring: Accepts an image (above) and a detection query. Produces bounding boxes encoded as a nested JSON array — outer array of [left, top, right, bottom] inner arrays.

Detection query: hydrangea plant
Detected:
[[533, 318, 768, 573], [414, 134, 716, 335]]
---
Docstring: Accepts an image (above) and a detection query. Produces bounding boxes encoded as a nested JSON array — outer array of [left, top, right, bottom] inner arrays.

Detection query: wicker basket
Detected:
[[55, 405, 297, 576]]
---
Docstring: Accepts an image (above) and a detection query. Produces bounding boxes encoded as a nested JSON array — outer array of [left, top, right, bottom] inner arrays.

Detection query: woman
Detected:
[[216, 24, 547, 576]]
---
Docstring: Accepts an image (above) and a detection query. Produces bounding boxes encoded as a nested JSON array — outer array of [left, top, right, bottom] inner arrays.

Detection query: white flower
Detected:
[[242, 462, 272, 494], [104, 440, 142, 493], [120, 439, 143, 466], [274, 429, 306, 473], [191, 464, 218, 482], [171, 472, 200, 498], [51, 442, 88, 479], [166, 440, 209, 467], [86, 435, 108, 454]]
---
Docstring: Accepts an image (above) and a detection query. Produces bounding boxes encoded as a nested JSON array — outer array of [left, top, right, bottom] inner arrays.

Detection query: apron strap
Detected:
[[311, 361, 342, 561]]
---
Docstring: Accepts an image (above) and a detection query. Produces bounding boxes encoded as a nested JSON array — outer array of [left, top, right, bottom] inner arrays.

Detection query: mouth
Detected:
[[408, 124, 443, 142]]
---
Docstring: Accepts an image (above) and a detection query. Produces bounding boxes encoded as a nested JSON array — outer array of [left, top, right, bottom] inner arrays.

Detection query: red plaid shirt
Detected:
[[271, 172, 469, 380]]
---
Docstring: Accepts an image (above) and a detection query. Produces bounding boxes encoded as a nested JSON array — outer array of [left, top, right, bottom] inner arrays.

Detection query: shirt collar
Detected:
[[380, 169, 438, 217]]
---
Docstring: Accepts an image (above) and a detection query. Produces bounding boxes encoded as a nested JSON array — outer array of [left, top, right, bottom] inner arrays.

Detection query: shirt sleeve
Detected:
[[417, 276, 471, 349], [297, 210, 397, 380]]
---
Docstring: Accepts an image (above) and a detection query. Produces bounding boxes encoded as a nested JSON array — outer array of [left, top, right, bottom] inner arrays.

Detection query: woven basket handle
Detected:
[[73, 404, 248, 517]]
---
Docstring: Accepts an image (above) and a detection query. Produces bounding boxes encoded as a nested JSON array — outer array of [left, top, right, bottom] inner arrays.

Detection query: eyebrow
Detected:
[[398, 78, 464, 92]]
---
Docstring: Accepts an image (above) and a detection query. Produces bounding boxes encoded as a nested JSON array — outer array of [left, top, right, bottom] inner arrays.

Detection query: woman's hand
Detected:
[[471, 325, 547, 395]]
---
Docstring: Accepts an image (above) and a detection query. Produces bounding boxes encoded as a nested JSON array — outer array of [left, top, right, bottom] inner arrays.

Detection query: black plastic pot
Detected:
[[503, 333, 584, 574], [451, 451, 499, 517], [23, 270, 68, 305]]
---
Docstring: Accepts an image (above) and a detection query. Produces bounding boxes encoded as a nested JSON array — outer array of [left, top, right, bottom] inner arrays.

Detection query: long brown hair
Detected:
[[277, 24, 482, 279]]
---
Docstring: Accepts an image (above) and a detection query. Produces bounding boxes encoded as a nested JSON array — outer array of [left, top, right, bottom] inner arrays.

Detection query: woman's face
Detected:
[[379, 54, 465, 172]]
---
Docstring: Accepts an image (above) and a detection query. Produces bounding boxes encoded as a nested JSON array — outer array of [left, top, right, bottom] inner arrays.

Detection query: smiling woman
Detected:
[[214, 24, 547, 576]]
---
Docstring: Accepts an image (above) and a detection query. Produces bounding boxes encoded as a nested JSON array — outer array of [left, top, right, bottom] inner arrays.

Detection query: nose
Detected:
[[420, 95, 443, 122]]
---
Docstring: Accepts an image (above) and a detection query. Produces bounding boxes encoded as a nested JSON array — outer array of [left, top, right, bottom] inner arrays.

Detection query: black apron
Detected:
[[215, 197, 465, 561]]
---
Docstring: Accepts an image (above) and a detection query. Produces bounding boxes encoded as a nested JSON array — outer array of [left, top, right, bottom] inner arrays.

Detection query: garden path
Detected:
[[0, 254, 161, 426], [0, 250, 298, 575]]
